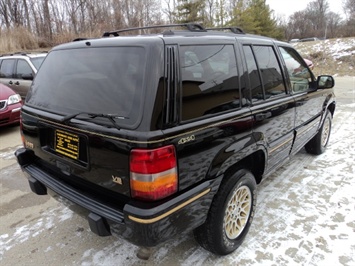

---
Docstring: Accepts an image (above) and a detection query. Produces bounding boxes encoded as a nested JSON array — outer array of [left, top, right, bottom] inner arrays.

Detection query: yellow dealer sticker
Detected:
[[55, 129, 79, 160]]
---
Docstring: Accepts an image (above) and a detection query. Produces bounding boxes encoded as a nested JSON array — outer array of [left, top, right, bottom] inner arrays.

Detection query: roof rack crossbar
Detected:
[[206, 27, 245, 34], [0, 51, 28, 57], [73, 38, 90, 42], [102, 23, 206, 37]]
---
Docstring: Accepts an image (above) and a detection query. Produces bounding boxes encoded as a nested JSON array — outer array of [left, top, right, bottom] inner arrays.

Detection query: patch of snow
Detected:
[[44, 246, 52, 252]]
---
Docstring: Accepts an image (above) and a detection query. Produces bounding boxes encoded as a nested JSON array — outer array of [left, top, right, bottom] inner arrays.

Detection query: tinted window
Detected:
[[27, 47, 146, 128], [180, 45, 240, 120], [252, 46, 286, 100], [243, 45, 286, 102], [242, 46, 262, 102], [16, 60, 32, 78], [279, 46, 312, 93], [0, 59, 15, 78]]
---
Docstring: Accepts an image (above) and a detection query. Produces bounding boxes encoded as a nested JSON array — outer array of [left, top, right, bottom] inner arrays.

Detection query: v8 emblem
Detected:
[[112, 175, 123, 185]]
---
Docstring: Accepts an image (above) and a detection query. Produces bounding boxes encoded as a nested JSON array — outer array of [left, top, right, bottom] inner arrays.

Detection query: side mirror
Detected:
[[317, 75, 334, 89], [22, 73, 34, 80]]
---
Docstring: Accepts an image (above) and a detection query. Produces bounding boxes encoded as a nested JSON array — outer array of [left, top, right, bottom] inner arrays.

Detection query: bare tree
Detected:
[[0, 0, 11, 29], [305, 0, 329, 35], [326, 12, 342, 38], [163, 0, 177, 23], [343, 0, 355, 19], [42, 0, 52, 39], [0, 0, 353, 49]]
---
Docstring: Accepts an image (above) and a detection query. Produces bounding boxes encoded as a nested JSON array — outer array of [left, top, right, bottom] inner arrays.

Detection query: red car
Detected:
[[0, 83, 22, 127], [304, 58, 314, 70]]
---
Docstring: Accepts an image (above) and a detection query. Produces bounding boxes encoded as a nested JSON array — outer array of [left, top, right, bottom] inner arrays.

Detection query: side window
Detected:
[[242, 45, 262, 102], [180, 45, 240, 121], [15, 60, 33, 79], [0, 59, 15, 78], [252, 46, 286, 99], [279, 46, 312, 93]]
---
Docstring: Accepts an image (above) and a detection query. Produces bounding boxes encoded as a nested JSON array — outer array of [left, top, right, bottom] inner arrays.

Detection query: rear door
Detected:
[[13, 59, 34, 99], [165, 41, 254, 190], [241, 42, 296, 173]]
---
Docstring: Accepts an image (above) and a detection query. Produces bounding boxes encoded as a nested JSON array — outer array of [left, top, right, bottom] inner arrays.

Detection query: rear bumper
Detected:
[[15, 147, 219, 247]]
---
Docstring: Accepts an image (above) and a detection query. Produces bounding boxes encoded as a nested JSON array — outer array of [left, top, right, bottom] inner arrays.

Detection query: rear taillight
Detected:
[[20, 115, 25, 147], [130, 145, 178, 201]]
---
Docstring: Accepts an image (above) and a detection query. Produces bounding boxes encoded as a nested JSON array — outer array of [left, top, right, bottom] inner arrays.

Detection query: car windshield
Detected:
[[30, 56, 46, 70], [26, 47, 146, 128]]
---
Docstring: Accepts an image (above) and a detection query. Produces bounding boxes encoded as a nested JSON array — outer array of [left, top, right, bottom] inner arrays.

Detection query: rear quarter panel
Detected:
[[163, 109, 258, 191]]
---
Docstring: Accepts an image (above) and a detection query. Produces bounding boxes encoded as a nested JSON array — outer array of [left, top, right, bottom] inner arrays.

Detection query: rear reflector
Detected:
[[20, 115, 25, 147], [130, 145, 178, 201]]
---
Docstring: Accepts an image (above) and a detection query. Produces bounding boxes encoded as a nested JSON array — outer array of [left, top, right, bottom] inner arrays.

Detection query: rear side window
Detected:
[[180, 45, 240, 120], [0, 59, 15, 78], [27, 47, 146, 128], [243, 45, 286, 103], [243, 46, 261, 101], [15, 60, 32, 79]]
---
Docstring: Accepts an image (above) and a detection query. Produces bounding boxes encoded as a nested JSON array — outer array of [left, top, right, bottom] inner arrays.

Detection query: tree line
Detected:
[[0, 0, 354, 49], [282, 0, 355, 40]]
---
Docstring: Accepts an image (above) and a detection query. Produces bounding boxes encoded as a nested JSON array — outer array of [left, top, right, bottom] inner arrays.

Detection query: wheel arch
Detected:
[[327, 101, 336, 117], [217, 148, 266, 186], [226, 149, 265, 184]]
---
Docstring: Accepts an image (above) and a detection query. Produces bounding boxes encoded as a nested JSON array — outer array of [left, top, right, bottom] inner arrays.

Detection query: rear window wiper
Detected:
[[59, 112, 127, 130]]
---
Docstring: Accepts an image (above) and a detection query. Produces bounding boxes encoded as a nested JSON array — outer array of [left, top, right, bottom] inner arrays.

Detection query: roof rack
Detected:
[[102, 23, 206, 37], [0, 51, 28, 57], [206, 27, 245, 34], [73, 38, 91, 42]]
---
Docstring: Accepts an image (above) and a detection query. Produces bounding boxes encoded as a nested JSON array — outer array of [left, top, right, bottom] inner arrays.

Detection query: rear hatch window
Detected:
[[26, 47, 146, 128]]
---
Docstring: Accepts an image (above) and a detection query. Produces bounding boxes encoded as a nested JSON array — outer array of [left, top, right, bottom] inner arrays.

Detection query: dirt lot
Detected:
[[0, 77, 354, 265]]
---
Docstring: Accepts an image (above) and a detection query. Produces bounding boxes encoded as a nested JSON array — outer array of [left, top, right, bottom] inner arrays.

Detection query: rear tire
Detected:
[[194, 169, 256, 255], [305, 110, 332, 155]]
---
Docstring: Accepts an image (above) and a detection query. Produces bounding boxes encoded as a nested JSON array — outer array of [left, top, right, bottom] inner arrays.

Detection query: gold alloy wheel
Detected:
[[223, 185, 252, 239], [321, 117, 331, 147]]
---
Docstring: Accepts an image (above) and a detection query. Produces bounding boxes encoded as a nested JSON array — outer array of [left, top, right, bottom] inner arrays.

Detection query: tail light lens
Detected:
[[20, 115, 25, 147], [130, 145, 178, 201]]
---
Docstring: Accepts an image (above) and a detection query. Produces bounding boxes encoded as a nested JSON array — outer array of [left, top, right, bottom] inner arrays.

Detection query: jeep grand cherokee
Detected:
[[15, 23, 335, 256]]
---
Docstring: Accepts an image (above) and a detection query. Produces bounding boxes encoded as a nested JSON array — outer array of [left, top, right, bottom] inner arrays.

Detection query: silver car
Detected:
[[0, 52, 47, 99]]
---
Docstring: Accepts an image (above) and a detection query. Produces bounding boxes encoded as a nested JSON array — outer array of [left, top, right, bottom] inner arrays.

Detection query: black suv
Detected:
[[15, 24, 335, 256]]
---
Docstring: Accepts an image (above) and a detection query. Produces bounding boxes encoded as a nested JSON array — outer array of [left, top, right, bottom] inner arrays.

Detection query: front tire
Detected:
[[194, 169, 256, 255], [305, 110, 332, 155]]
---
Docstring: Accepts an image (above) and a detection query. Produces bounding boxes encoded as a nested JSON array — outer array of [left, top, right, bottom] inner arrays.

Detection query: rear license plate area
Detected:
[[55, 129, 80, 160]]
